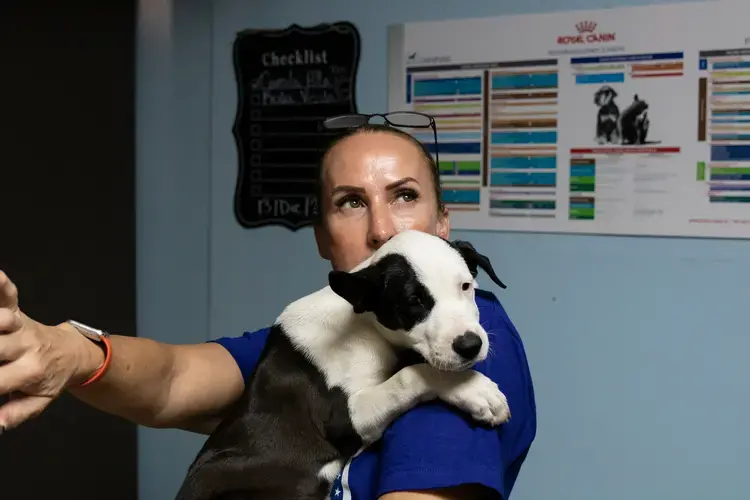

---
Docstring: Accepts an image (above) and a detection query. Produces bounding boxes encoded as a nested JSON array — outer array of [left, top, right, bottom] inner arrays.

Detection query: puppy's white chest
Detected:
[[314, 331, 399, 395]]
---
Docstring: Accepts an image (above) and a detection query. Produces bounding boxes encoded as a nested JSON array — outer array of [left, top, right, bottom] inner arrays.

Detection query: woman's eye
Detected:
[[397, 189, 419, 203], [337, 196, 363, 209], [461, 282, 472, 291]]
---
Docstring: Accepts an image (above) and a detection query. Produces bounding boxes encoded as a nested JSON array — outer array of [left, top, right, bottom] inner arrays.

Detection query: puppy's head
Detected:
[[622, 95, 649, 122], [632, 94, 648, 111], [594, 85, 617, 106], [328, 230, 506, 371]]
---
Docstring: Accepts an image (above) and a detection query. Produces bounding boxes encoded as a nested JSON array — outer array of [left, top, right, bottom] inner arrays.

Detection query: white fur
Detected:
[[347, 363, 510, 445], [276, 230, 511, 477], [317, 459, 345, 483]]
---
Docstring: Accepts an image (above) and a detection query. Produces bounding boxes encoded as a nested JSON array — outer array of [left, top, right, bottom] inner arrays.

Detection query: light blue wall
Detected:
[[136, 0, 750, 499]]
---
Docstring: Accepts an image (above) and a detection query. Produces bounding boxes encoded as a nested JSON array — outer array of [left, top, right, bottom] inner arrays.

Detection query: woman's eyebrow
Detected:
[[331, 185, 365, 196], [331, 177, 418, 196], [385, 177, 418, 190]]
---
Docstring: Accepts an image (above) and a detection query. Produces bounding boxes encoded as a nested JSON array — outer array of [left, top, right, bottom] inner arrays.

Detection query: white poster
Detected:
[[387, 0, 750, 239]]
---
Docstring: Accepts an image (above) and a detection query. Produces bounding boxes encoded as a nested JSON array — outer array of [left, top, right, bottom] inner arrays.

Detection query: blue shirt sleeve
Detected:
[[210, 327, 271, 382], [374, 290, 537, 499]]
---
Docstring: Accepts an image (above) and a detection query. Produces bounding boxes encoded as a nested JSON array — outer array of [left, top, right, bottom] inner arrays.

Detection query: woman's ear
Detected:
[[436, 206, 451, 240]]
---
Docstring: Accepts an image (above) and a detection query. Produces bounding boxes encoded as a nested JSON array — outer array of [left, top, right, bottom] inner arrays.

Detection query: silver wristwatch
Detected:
[[66, 320, 110, 343]]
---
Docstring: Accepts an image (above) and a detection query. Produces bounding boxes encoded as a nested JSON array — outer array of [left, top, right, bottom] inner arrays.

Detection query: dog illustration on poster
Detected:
[[593, 84, 658, 146]]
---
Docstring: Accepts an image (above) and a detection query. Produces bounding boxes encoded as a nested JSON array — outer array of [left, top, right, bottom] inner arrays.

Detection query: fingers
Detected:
[[0, 359, 39, 396], [0, 333, 25, 362], [0, 356, 54, 432], [0, 307, 22, 334], [0, 393, 50, 432], [0, 271, 19, 312], [0, 308, 26, 361]]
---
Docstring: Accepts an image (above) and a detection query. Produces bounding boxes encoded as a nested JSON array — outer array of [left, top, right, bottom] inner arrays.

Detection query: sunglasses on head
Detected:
[[321, 111, 439, 165]]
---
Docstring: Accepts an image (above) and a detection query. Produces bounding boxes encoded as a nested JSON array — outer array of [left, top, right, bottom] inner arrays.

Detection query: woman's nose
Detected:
[[367, 204, 396, 249]]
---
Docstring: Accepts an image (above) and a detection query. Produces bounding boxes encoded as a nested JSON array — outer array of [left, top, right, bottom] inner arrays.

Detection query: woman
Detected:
[[0, 121, 536, 500]]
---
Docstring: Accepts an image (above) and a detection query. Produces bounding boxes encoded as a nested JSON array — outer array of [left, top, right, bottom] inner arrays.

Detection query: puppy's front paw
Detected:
[[438, 371, 511, 426]]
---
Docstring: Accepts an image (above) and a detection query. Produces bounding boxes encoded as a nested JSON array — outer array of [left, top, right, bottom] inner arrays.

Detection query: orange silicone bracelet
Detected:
[[79, 335, 113, 388]]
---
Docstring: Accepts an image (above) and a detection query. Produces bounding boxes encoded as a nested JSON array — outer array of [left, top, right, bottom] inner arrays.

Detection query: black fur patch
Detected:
[[446, 239, 506, 289], [393, 346, 427, 372], [329, 253, 436, 332], [174, 326, 363, 500]]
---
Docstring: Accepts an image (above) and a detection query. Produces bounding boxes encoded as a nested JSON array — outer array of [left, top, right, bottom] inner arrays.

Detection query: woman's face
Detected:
[[314, 131, 450, 272]]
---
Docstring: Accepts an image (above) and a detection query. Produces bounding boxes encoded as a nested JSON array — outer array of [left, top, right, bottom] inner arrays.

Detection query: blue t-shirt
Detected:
[[211, 289, 536, 499]]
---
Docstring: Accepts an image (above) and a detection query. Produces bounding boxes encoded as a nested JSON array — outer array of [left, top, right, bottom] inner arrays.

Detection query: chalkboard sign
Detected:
[[232, 21, 361, 230]]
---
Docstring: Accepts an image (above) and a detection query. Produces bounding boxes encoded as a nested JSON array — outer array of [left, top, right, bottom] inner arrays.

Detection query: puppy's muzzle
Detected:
[[452, 331, 483, 360]]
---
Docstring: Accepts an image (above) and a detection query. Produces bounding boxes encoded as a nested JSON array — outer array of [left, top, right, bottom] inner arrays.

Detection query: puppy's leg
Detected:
[[348, 364, 510, 445], [596, 114, 604, 143], [614, 117, 622, 144]]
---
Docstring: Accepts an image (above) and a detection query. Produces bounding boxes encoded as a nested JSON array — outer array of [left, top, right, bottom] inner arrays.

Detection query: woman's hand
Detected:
[[0, 271, 101, 432]]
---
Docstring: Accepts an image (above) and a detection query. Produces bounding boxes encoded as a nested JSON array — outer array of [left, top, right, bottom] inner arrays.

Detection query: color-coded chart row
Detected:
[[490, 172, 556, 186], [572, 51, 684, 85], [708, 166, 750, 180], [439, 160, 481, 176], [697, 162, 750, 204], [442, 186, 482, 205], [490, 199, 556, 211], [569, 157, 596, 220], [710, 145, 750, 161], [490, 156, 556, 170]]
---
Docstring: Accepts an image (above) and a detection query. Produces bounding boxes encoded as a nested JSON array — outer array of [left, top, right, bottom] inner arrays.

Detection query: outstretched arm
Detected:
[[66, 331, 245, 432], [0, 271, 245, 433]]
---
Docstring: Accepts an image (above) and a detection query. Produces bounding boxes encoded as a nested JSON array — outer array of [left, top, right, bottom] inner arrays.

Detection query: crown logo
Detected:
[[575, 21, 597, 33]]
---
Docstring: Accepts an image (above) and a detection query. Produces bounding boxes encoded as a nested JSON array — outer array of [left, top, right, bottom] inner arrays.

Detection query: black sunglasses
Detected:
[[321, 111, 439, 165]]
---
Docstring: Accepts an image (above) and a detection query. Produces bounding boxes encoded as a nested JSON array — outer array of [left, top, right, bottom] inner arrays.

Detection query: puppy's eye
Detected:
[[461, 282, 472, 291]]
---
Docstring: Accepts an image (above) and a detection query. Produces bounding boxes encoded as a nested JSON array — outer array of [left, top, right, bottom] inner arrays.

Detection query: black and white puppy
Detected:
[[174, 230, 511, 500], [594, 85, 621, 145]]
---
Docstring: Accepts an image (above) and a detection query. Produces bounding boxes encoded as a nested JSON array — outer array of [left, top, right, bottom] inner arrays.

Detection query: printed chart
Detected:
[[388, 0, 750, 238], [488, 59, 559, 220], [566, 51, 684, 226], [697, 47, 750, 211]]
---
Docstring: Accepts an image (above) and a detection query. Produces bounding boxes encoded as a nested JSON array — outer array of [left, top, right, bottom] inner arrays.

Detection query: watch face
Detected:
[[67, 320, 107, 340]]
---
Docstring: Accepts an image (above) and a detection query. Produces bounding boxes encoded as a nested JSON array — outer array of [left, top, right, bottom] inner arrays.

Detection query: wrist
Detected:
[[56, 322, 106, 387]]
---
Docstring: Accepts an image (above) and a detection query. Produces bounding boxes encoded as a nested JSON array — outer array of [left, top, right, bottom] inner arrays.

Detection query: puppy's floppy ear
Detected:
[[328, 266, 380, 314], [450, 240, 507, 289]]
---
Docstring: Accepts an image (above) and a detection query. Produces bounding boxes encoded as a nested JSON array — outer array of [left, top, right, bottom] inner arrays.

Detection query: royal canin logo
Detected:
[[575, 21, 597, 33], [557, 20, 616, 45]]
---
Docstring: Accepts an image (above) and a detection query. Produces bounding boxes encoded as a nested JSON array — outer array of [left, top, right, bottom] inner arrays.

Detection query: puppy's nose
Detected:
[[452, 331, 482, 359]]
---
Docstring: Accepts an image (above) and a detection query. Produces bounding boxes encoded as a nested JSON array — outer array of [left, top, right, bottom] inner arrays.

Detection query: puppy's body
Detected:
[[620, 94, 652, 145], [175, 313, 372, 500], [175, 231, 510, 500]]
